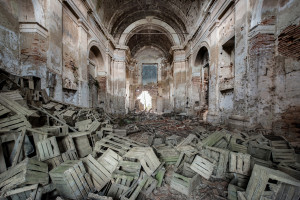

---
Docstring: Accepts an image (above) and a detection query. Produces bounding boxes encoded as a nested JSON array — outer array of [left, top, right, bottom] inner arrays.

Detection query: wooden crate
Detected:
[[245, 164, 300, 200], [278, 163, 300, 180], [0, 115, 31, 131], [156, 145, 180, 164], [228, 183, 245, 200], [50, 160, 94, 200], [75, 119, 92, 131], [45, 155, 63, 170], [0, 104, 10, 117], [248, 141, 272, 161], [82, 155, 111, 191], [94, 134, 147, 156], [266, 135, 296, 164], [97, 149, 123, 174], [0, 158, 49, 193], [0, 95, 36, 116], [4, 184, 42, 200], [202, 130, 231, 148], [229, 137, 248, 154], [70, 132, 93, 158], [201, 146, 230, 178], [176, 134, 199, 149], [170, 163, 200, 196], [107, 161, 141, 199], [229, 152, 251, 176], [37, 136, 60, 161], [137, 176, 157, 200], [124, 147, 161, 176], [61, 149, 78, 161], [190, 155, 215, 180], [120, 172, 149, 200]]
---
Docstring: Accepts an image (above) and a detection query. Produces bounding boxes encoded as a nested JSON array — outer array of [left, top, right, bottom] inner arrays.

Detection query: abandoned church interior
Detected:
[[0, 0, 299, 199]]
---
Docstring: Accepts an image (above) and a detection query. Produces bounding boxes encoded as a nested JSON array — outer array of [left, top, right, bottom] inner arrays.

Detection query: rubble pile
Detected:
[[0, 72, 299, 200]]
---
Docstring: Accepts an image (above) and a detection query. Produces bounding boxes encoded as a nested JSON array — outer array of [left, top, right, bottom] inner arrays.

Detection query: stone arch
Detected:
[[119, 18, 181, 46]]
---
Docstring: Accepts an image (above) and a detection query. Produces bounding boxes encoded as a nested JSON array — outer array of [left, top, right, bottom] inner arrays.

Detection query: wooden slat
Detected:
[[190, 155, 214, 180]]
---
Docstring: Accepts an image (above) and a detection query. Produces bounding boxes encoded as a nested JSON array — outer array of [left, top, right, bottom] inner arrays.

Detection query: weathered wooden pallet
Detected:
[[170, 163, 200, 196], [201, 146, 230, 178], [190, 155, 215, 180], [166, 134, 182, 146], [94, 134, 147, 156], [0, 158, 49, 194], [50, 160, 94, 200], [124, 147, 161, 176], [37, 136, 60, 161], [0, 115, 31, 130], [97, 149, 123, 174], [0, 95, 36, 116], [120, 172, 149, 200], [245, 164, 300, 200], [229, 152, 251, 176], [82, 155, 112, 191], [0, 104, 10, 117]]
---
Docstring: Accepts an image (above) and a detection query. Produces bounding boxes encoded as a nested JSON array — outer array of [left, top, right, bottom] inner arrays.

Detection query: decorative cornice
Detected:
[[19, 22, 48, 38]]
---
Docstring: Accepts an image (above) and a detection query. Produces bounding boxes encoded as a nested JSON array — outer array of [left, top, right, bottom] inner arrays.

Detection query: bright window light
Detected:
[[137, 91, 152, 110]]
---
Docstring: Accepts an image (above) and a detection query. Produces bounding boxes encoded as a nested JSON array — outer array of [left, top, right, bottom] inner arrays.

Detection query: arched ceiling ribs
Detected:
[[119, 17, 181, 46]]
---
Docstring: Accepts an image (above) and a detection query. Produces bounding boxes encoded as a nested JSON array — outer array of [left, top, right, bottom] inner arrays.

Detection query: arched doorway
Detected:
[[195, 46, 210, 113], [88, 46, 105, 108]]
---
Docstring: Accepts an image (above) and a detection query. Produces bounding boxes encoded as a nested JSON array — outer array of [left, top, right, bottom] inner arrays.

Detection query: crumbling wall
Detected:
[[0, 0, 21, 75]]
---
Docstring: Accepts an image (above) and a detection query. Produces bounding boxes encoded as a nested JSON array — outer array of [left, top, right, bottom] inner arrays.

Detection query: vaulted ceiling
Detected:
[[93, 0, 209, 56]]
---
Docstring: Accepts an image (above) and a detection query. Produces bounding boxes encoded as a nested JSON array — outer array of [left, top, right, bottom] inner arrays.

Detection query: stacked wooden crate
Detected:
[[49, 160, 94, 200]]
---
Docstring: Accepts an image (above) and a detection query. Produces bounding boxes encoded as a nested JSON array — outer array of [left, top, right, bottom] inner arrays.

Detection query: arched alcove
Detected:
[[88, 45, 105, 107], [195, 46, 210, 109]]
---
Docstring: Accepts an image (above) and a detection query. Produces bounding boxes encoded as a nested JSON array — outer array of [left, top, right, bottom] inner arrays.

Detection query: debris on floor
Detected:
[[0, 73, 299, 200]]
